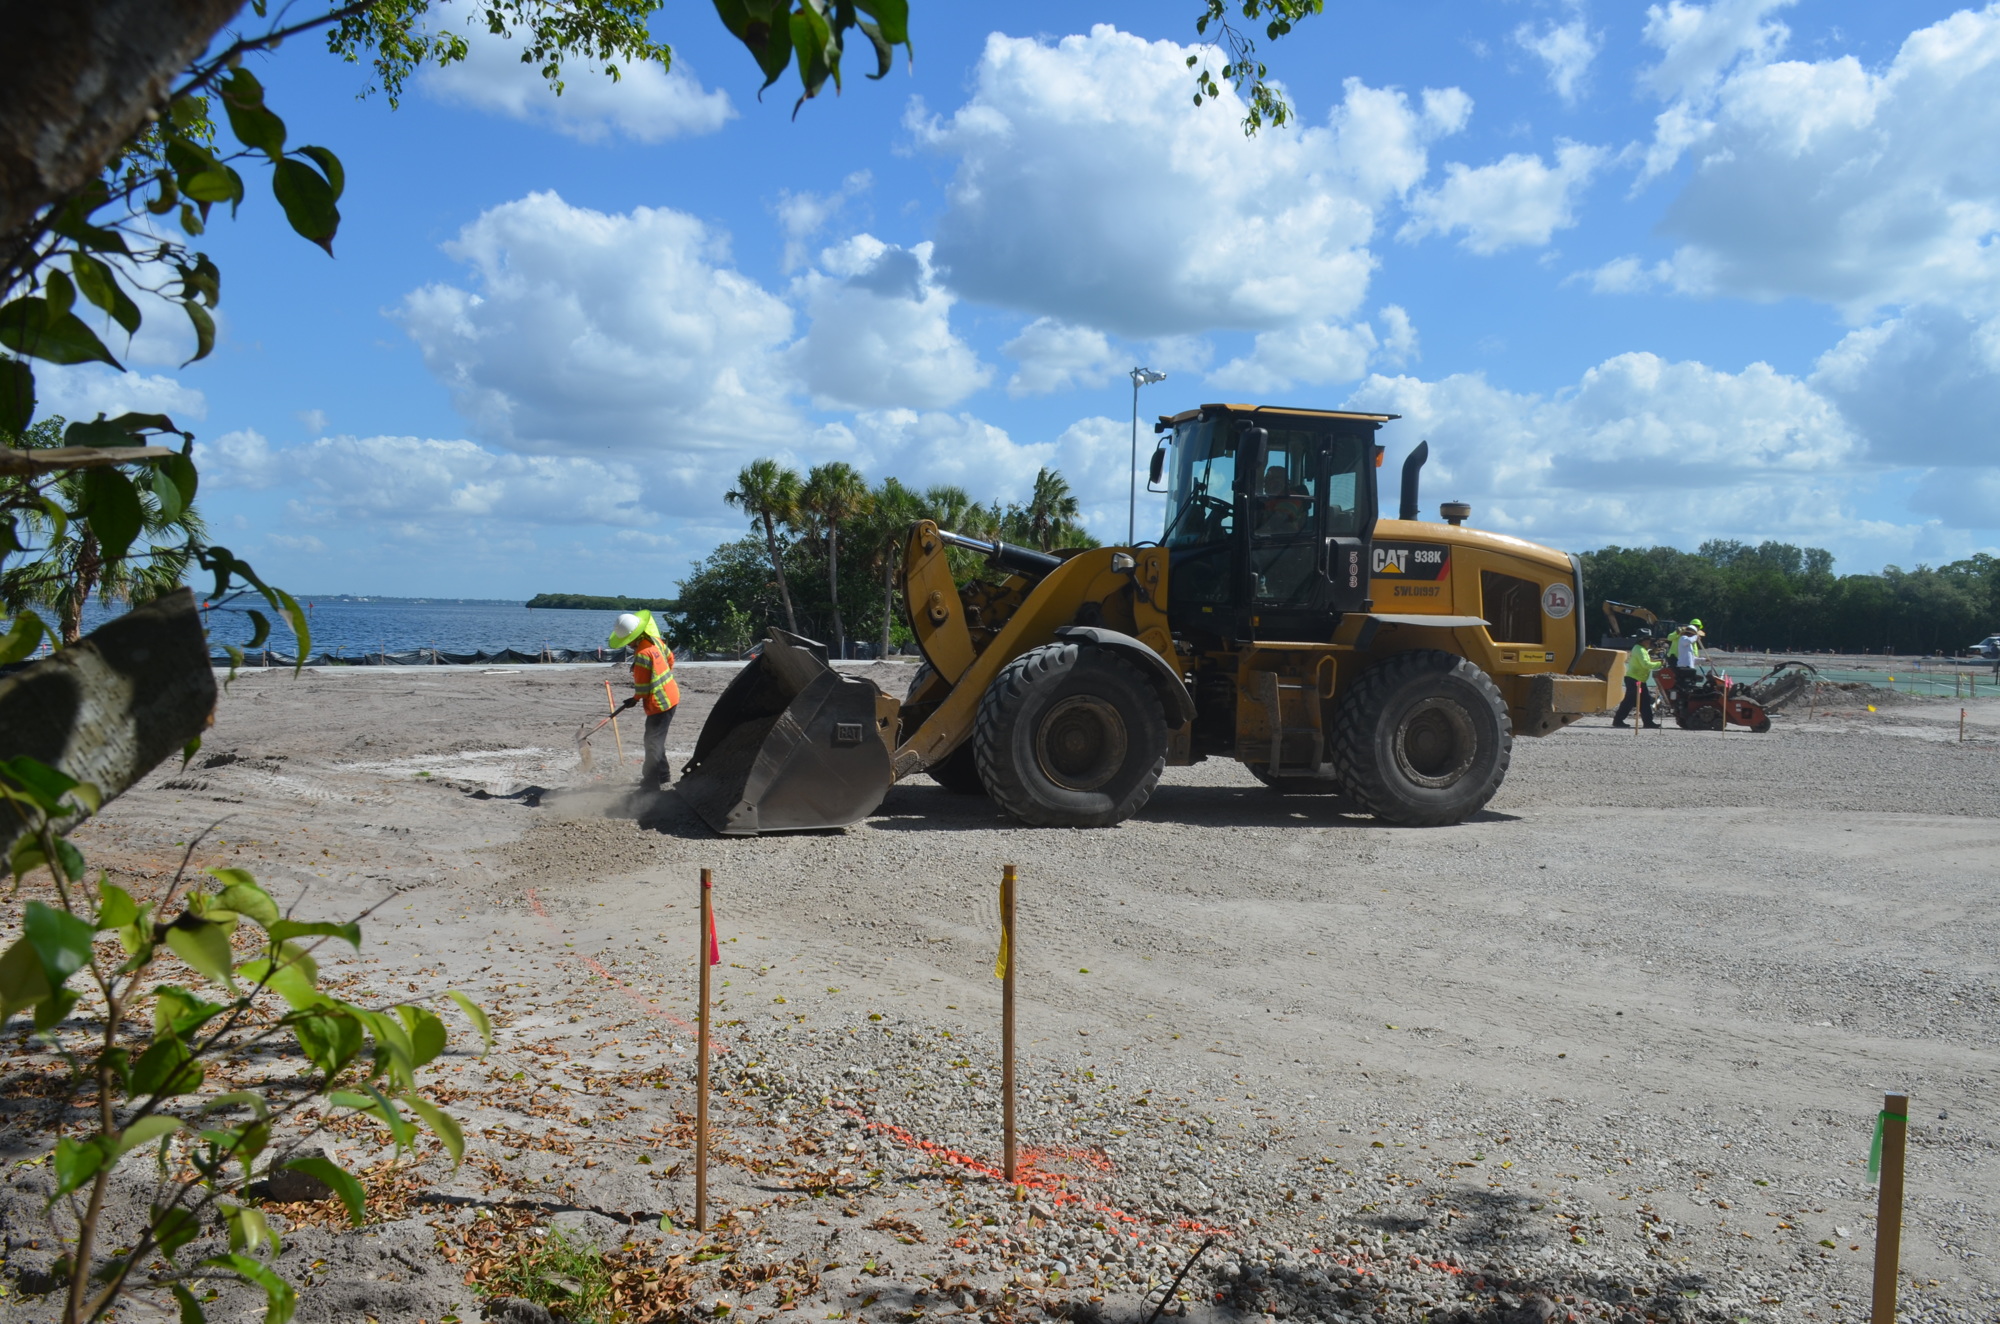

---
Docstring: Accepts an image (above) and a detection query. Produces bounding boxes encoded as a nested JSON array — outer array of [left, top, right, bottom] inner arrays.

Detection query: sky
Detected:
[[36, 0, 2000, 597]]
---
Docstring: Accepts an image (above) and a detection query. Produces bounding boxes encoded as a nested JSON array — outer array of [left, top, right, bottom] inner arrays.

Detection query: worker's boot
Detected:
[[1611, 720, 1629, 728]]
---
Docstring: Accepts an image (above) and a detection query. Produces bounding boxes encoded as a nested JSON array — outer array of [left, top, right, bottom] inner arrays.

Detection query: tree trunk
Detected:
[[762, 511, 798, 634], [0, 0, 248, 262], [61, 529, 100, 644], [827, 525, 845, 659], [0, 587, 216, 863]]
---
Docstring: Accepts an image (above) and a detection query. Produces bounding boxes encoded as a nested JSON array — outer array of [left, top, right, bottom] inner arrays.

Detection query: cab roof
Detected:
[[1158, 403, 1401, 428]]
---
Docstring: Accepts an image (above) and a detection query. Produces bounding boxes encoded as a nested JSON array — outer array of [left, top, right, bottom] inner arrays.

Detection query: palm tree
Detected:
[[1024, 466, 1082, 552], [2, 417, 206, 643], [801, 461, 869, 658], [724, 458, 801, 634], [863, 477, 924, 658], [919, 484, 980, 535]]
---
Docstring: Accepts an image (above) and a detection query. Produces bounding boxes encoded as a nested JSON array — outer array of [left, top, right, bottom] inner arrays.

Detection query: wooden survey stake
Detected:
[[999, 863, 1017, 1184], [696, 869, 715, 1232], [1871, 1090, 1910, 1324]]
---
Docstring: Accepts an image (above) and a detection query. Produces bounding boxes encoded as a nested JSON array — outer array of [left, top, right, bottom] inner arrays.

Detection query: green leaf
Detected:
[[156, 1206, 202, 1260], [25, 900, 95, 985], [181, 300, 215, 366], [220, 68, 287, 158], [0, 612, 46, 665], [53, 1134, 111, 1197], [402, 1093, 464, 1167], [45, 269, 76, 316], [0, 755, 83, 811], [296, 145, 345, 201], [222, 1201, 278, 1254], [272, 158, 339, 254], [0, 355, 33, 432], [64, 414, 148, 448], [152, 463, 185, 522], [96, 882, 140, 930], [267, 919, 361, 948], [182, 169, 239, 204], [0, 296, 123, 368], [242, 944, 318, 1009], [202, 1253, 296, 1324], [281, 1154, 366, 1224], [169, 1281, 205, 1324], [245, 609, 271, 650], [80, 466, 144, 562], [130, 1037, 205, 1097], [364, 1082, 417, 1152], [447, 990, 493, 1055], [162, 918, 236, 991], [0, 937, 53, 1025], [208, 870, 279, 927], [71, 253, 142, 335], [856, 0, 910, 46], [164, 451, 200, 506], [360, 1009, 416, 1088], [396, 1003, 448, 1067], [116, 1115, 184, 1156], [33, 984, 80, 1031], [270, 586, 311, 663], [153, 985, 227, 1037], [291, 1006, 363, 1077]]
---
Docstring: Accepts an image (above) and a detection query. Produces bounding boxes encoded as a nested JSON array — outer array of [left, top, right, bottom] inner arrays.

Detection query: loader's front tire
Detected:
[[975, 642, 1166, 828], [1331, 650, 1510, 826]]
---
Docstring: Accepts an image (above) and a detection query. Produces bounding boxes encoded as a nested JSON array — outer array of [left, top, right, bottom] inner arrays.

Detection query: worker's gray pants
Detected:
[[642, 708, 676, 788]]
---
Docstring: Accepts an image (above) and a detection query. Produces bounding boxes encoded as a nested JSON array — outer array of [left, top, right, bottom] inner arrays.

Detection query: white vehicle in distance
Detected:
[[1971, 634, 2000, 659]]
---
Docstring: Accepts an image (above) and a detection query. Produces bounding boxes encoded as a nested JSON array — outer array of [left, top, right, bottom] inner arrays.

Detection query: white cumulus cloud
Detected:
[[398, 190, 800, 512], [1002, 320, 1121, 398], [199, 430, 650, 527], [1402, 142, 1607, 253], [1655, 6, 2000, 318], [789, 236, 990, 411], [1344, 350, 1862, 549], [422, 20, 732, 143], [1516, 13, 1602, 104], [913, 26, 1469, 337], [34, 367, 207, 425]]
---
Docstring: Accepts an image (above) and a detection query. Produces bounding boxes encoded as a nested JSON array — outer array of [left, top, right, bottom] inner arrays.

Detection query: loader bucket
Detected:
[[677, 629, 895, 835]]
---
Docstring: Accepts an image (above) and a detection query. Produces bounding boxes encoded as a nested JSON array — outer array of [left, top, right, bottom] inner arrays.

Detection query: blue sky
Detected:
[[39, 0, 2000, 597]]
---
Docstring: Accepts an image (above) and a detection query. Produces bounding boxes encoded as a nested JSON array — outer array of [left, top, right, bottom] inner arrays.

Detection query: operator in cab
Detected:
[[608, 610, 682, 791]]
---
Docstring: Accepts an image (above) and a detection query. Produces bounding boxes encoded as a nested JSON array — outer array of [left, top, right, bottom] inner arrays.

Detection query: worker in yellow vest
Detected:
[[608, 611, 682, 790]]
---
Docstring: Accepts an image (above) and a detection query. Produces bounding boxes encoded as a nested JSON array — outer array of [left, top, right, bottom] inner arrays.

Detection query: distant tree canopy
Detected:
[[1581, 540, 2000, 655], [670, 461, 1099, 655]]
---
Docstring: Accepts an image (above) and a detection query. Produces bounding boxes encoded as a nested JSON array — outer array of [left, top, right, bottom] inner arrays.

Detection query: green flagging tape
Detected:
[[1867, 1111, 1908, 1182]]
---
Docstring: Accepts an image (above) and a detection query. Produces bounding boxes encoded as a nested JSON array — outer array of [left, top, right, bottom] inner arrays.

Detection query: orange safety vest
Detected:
[[630, 637, 680, 714]]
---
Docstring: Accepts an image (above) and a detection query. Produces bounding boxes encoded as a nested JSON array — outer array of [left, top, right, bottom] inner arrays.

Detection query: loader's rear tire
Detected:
[[1331, 650, 1510, 826], [905, 665, 986, 794], [975, 642, 1166, 828]]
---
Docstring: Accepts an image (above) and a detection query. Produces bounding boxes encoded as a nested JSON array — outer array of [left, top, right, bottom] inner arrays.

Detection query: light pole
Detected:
[[1128, 367, 1167, 545]]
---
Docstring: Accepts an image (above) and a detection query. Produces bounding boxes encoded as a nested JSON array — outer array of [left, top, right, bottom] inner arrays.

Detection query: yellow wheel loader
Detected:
[[679, 404, 1623, 835]]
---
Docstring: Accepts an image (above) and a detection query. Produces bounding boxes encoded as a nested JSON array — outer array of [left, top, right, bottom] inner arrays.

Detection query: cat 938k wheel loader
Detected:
[[678, 403, 1625, 836]]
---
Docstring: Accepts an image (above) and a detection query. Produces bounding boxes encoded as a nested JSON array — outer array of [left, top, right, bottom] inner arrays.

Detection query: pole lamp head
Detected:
[[1131, 367, 1168, 387]]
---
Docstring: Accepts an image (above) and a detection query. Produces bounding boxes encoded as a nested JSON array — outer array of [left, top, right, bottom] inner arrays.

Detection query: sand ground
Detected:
[[3, 659, 1997, 1324]]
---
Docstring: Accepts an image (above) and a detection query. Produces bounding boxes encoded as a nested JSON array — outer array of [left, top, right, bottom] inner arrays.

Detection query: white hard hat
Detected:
[[615, 612, 641, 638]]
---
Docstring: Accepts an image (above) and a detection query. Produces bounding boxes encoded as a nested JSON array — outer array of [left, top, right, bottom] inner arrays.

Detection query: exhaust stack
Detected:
[[1398, 440, 1429, 521]]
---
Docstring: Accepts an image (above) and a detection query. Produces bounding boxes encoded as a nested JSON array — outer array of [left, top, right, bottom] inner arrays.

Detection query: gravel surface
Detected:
[[2, 661, 1995, 1324]]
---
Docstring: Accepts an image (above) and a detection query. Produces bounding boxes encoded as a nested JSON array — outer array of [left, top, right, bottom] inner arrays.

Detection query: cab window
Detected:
[[1481, 570, 1544, 644]]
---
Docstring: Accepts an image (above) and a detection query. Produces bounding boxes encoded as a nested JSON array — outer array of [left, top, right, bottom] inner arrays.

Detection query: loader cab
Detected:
[[1157, 405, 1393, 642]]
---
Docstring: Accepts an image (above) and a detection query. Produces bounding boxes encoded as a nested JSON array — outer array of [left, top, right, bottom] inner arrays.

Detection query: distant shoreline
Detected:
[[522, 593, 677, 612]]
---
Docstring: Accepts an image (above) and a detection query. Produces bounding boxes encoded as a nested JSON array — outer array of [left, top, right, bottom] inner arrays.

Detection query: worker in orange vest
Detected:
[[608, 610, 682, 790]]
